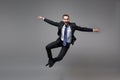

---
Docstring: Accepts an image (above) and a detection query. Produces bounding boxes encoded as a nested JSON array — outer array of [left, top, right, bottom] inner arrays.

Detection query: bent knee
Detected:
[[46, 45, 51, 50], [45, 46, 48, 49]]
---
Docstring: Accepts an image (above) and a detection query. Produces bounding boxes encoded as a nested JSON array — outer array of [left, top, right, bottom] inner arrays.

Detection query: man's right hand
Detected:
[[37, 16, 44, 20]]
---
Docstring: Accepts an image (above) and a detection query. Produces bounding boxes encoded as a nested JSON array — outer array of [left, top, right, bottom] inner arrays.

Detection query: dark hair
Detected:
[[62, 14, 69, 18]]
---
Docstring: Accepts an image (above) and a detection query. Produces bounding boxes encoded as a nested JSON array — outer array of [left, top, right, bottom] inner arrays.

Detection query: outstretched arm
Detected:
[[37, 16, 59, 27], [75, 25, 99, 32]]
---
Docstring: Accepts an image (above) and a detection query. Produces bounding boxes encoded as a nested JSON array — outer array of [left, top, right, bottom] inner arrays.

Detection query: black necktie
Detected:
[[63, 25, 67, 46]]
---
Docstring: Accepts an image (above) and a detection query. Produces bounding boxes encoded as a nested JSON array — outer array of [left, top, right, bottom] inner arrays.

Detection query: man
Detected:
[[37, 14, 99, 68]]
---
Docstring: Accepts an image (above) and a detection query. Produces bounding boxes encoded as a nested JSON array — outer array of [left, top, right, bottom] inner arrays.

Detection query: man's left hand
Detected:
[[93, 28, 99, 32]]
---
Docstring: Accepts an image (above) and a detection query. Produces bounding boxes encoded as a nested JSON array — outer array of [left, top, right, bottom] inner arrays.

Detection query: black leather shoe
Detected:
[[49, 59, 56, 68], [45, 63, 49, 66], [45, 59, 52, 66]]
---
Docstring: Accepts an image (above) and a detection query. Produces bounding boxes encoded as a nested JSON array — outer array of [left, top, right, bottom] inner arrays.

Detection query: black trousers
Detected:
[[46, 39, 70, 62]]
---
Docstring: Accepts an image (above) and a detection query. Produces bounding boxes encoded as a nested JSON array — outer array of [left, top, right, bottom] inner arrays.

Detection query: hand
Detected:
[[37, 16, 44, 20], [93, 27, 99, 32]]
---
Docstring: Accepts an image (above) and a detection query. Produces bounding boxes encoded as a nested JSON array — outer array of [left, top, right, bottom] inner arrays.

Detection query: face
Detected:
[[62, 16, 70, 24]]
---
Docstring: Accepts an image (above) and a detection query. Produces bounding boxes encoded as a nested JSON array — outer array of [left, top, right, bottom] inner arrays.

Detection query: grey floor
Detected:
[[0, 56, 120, 80]]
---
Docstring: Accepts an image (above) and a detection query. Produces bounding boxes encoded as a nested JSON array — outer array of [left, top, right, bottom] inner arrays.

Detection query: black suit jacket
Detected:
[[44, 18, 93, 45]]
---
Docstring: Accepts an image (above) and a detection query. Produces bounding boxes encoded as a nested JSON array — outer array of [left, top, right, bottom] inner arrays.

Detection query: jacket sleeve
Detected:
[[44, 18, 59, 27], [75, 24, 93, 32]]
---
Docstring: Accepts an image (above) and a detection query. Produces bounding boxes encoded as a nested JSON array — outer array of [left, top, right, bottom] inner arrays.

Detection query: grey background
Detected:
[[0, 0, 120, 80]]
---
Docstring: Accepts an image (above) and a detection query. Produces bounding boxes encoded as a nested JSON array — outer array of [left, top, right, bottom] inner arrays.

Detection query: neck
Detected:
[[64, 23, 69, 25]]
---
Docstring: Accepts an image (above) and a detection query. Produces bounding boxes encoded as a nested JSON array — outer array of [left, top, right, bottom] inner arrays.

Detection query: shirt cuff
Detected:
[[43, 17, 45, 20]]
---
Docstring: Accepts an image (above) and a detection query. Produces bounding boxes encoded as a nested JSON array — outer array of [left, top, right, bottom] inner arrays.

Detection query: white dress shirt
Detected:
[[61, 25, 72, 43]]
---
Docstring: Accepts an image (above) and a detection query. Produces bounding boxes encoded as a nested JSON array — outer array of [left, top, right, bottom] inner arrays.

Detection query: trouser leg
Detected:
[[46, 40, 61, 60], [54, 45, 70, 62]]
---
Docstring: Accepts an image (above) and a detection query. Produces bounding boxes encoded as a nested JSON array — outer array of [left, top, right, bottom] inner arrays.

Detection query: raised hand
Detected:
[[93, 27, 99, 32], [37, 16, 44, 20]]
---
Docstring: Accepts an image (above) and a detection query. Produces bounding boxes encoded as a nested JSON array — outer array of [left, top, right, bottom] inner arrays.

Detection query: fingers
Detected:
[[37, 16, 44, 20], [93, 28, 99, 32]]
